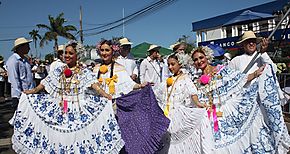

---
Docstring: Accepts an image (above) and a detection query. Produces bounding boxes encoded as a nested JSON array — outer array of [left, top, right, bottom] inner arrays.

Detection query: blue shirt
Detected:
[[6, 53, 34, 98]]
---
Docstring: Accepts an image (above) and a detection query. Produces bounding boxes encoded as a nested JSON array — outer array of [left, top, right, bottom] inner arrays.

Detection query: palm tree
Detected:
[[29, 29, 42, 58], [37, 12, 77, 54]]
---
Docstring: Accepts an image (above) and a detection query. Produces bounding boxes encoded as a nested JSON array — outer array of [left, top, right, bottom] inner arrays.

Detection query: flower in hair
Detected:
[[64, 68, 73, 78], [201, 46, 214, 63], [111, 44, 120, 52]]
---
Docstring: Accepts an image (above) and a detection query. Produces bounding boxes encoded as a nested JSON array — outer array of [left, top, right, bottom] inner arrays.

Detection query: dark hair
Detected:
[[168, 53, 179, 62], [66, 42, 78, 51], [96, 39, 119, 55]]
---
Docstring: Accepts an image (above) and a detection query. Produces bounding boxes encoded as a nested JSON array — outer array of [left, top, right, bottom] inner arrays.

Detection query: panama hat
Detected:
[[236, 31, 262, 44], [147, 44, 161, 52], [224, 53, 232, 60], [12, 37, 32, 51], [170, 42, 181, 50], [119, 38, 133, 46], [0, 56, 4, 64], [57, 45, 65, 52]]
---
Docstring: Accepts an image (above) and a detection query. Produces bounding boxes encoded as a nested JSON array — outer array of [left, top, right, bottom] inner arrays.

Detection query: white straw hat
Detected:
[[147, 44, 161, 52], [169, 42, 181, 50], [57, 45, 65, 52], [119, 38, 133, 46], [12, 37, 32, 51], [236, 31, 262, 44]]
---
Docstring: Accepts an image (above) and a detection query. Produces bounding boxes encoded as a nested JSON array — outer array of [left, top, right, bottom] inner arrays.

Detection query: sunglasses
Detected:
[[100, 49, 110, 52]]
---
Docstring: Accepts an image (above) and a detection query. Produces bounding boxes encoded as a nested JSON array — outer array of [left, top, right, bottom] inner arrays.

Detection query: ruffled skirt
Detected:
[[9, 93, 124, 154]]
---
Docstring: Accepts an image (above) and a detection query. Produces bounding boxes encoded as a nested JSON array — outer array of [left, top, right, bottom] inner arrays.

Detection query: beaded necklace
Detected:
[[164, 72, 183, 117], [59, 66, 81, 114]]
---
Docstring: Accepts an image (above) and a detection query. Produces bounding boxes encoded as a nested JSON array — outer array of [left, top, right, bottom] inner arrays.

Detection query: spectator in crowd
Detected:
[[229, 30, 289, 105], [139, 44, 162, 85], [6, 37, 34, 107], [44, 59, 50, 73], [116, 37, 138, 81], [170, 42, 187, 54], [32, 59, 46, 87], [49, 44, 65, 74], [0, 56, 7, 102], [228, 31, 273, 80]]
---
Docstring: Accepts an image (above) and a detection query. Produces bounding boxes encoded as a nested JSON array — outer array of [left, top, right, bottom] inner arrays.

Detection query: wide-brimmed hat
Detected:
[[147, 44, 161, 52], [12, 37, 32, 51], [0, 56, 4, 64], [236, 31, 262, 44], [169, 42, 181, 50], [57, 45, 65, 52], [119, 38, 133, 46]]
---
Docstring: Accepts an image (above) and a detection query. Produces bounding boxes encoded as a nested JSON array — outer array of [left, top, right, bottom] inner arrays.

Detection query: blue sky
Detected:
[[0, 0, 274, 60]]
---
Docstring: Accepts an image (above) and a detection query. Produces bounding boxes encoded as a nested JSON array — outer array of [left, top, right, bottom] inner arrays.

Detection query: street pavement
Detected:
[[0, 98, 16, 154]]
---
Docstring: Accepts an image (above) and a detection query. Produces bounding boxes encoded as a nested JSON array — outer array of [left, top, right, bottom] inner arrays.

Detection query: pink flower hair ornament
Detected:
[[96, 39, 120, 54]]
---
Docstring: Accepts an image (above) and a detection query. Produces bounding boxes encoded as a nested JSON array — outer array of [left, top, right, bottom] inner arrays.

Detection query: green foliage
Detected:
[[37, 12, 77, 52], [29, 29, 42, 58]]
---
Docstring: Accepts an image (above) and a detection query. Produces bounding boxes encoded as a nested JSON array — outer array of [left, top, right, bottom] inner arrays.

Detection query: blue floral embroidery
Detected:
[[15, 120, 21, 128], [24, 127, 33, 136], [57, 114, 64, 123], [68, 112, 75, 121], [105, 133, 113, 142], [80, 114, 88, 122]]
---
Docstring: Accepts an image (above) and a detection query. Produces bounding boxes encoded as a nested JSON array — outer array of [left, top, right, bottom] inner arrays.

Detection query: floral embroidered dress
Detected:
[[194, 64, 290, 153], [153, 73, 215, 154], [9, 65, 124, 154]]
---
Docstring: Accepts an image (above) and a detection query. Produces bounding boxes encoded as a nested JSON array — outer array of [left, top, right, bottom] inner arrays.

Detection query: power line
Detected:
[[84, 0, 177, 36], [83, 0, 169, 32], [0, 38, 15, 42], [0, 25, 36, 29]]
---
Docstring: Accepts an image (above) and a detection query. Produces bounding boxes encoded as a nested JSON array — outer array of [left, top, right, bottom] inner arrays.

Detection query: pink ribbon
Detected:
[[63, 100, 68, 113], [207, 104, 219, 133]]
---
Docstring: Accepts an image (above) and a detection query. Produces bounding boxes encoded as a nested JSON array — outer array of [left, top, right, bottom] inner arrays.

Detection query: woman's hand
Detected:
[[24, 84, 45, 94], [133, 82, 149, 90], [23, 89, 35, 94], [255, 64, 266, 77], [91, 83, 112, 100], [104, 93, 112, 100]]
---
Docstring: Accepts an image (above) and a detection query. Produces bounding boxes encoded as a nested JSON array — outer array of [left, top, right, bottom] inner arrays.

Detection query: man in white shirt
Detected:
[[229, 31, 274, 75], [49, 45, 65, 74], [116, 38, 138, 81], [229, 30, 289, 104], [139, 44, 162, 85], [32, 59, 46, 86]]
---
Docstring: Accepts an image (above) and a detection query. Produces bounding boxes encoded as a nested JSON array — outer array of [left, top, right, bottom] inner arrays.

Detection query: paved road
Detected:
[[0, 99, 16, 154]]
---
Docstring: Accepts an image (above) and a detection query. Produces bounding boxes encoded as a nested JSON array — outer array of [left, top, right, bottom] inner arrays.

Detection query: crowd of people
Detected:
[[1, 30, 290, 153]]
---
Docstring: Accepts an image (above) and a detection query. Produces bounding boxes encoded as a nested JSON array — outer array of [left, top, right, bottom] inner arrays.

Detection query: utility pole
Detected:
[[80, 6, 84, 44], [122, 8, 125, 37]]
